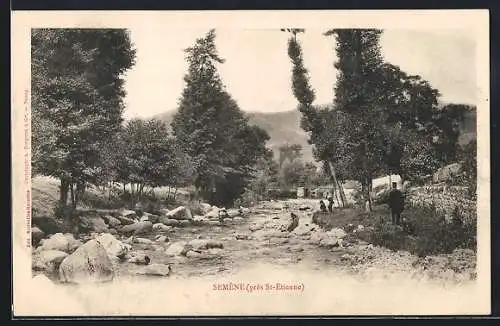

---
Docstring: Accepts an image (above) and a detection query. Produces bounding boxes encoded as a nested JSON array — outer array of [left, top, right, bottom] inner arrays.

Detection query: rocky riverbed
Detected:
[[28, 199, 478, 315]]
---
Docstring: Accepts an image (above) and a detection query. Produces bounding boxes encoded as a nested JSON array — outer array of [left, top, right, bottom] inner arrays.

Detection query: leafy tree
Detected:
[[114, 119, 184, 201], [282, 28, 348, 206], [31, 29, 136, 212], [325, 28, 388, 210], [171, 29, 269, 206], [278, 143, 303, 167]]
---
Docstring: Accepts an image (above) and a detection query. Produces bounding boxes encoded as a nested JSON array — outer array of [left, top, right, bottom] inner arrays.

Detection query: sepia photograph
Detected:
[[11, 10, 490, 316]]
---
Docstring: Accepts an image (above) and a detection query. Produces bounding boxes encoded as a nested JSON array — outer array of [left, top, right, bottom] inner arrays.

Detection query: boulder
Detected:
[[233, 216, 244, 221], [95, 233, 130, 260], [155, 235, 169, 242], [204, 208, 220, 219], [327, 228, 347, 239], [200, 203, 213, 214], [239, 206, 250, 214], [32, 216, 61, 235], [227, 209, 241, 218], [120, 221, 153, 236], [235, 233, 250, 240], [36, 233, 82, 253], [165, 206, 193, 221], [185, 250, 203, 258], [107, 216, 122, 227], [135, 263, 171, 277], [115, 215, 136, 226], [144, 213, 160, 224], [58, 240, 114, 284], [127, 252, 151, 265], [187, 239, 223, 250], [152, 223, 172, 232], [160, 218, 180, 226], [178, 219, 191, 226], [120, 209, 138, 219], [249, 223, 264, 232], [32, 226, 45, 246], [165, 241, 187, 257], [291, 224, 314, 237], [79, 214, 109, 233], [33, 250, 68, 273], [134, 237, 154, 245], [193, 216, 208, 223]]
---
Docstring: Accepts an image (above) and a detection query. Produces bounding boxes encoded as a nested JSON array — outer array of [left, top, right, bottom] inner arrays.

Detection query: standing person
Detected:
[[327, 196, 334, 213], [388, 182, 405, 225], [319, 200, 327, 213]]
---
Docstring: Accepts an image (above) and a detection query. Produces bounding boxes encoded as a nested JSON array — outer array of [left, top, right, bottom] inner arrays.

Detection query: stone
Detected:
[[233, 216, 244, 221], [249, 223, 264, 232], [227, 209, 241, 218], [165, 241, 188, 257], [37, 233, 82, 254], [135, 263, 171, 277], [79, 214, 109, 233], [178, 219, 191, 226], [185, 250, 203, 258], [120, 209, 138, 219], [165, 206, 193, 221], [200, 203, 213, 214], [152, 223, 172, 232], [235, 233, 250, 240], [127, 252, 151, 265], [33, 250, 68, 273], [120, 221, 153, 236], [135, 237, 154, 245], [204, 208, 220, 219], [58, 240, 114, 284], [299, 205, 311, 211], [155, 235, 169, 242], [115, 215, 136, 226], [160, 218, 180, 226], [107, 216, 122, 227], [95, 233, 130, 260], [223, 218, 232, 223]]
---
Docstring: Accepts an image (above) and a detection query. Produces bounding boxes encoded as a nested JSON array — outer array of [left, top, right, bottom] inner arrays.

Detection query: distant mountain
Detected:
[[153, 109, 316, 163], [153, 104, 476, 165]]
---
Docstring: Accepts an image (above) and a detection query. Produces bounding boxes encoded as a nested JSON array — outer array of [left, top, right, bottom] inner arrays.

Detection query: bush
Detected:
[[365, 204, 476, 257]]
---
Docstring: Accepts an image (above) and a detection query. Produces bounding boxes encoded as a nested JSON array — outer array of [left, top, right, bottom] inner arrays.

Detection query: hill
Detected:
[[153, 105, 477, 165], [154, 109, 317, 163]]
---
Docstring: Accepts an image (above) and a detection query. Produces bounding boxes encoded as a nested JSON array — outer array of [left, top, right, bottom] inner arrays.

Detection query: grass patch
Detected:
[[312, 204, 476, 257]]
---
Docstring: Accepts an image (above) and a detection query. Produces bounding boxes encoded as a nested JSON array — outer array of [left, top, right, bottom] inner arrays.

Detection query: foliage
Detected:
[[171, 29, 270, 206], [31, 28, 136, 211]]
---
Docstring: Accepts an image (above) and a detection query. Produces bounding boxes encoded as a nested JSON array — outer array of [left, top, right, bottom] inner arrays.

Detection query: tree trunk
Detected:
[[70, 182, 76, 210], [59, 177, 70, 206], [327, 161, 346, 207]]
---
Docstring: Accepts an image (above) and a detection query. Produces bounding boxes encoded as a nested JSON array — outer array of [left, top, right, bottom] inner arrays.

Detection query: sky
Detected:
[[122, 27, 477, 119]]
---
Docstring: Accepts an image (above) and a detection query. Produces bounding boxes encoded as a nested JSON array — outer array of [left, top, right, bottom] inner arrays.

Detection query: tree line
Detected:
[[31, 29, 271, 218], [281, 28, 475, 210]]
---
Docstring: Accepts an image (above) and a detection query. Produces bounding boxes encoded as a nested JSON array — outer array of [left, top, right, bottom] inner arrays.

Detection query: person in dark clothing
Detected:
[[388, 182, 405, 225], [327, 196, 334, 213], [319, 200, 327, 213]]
